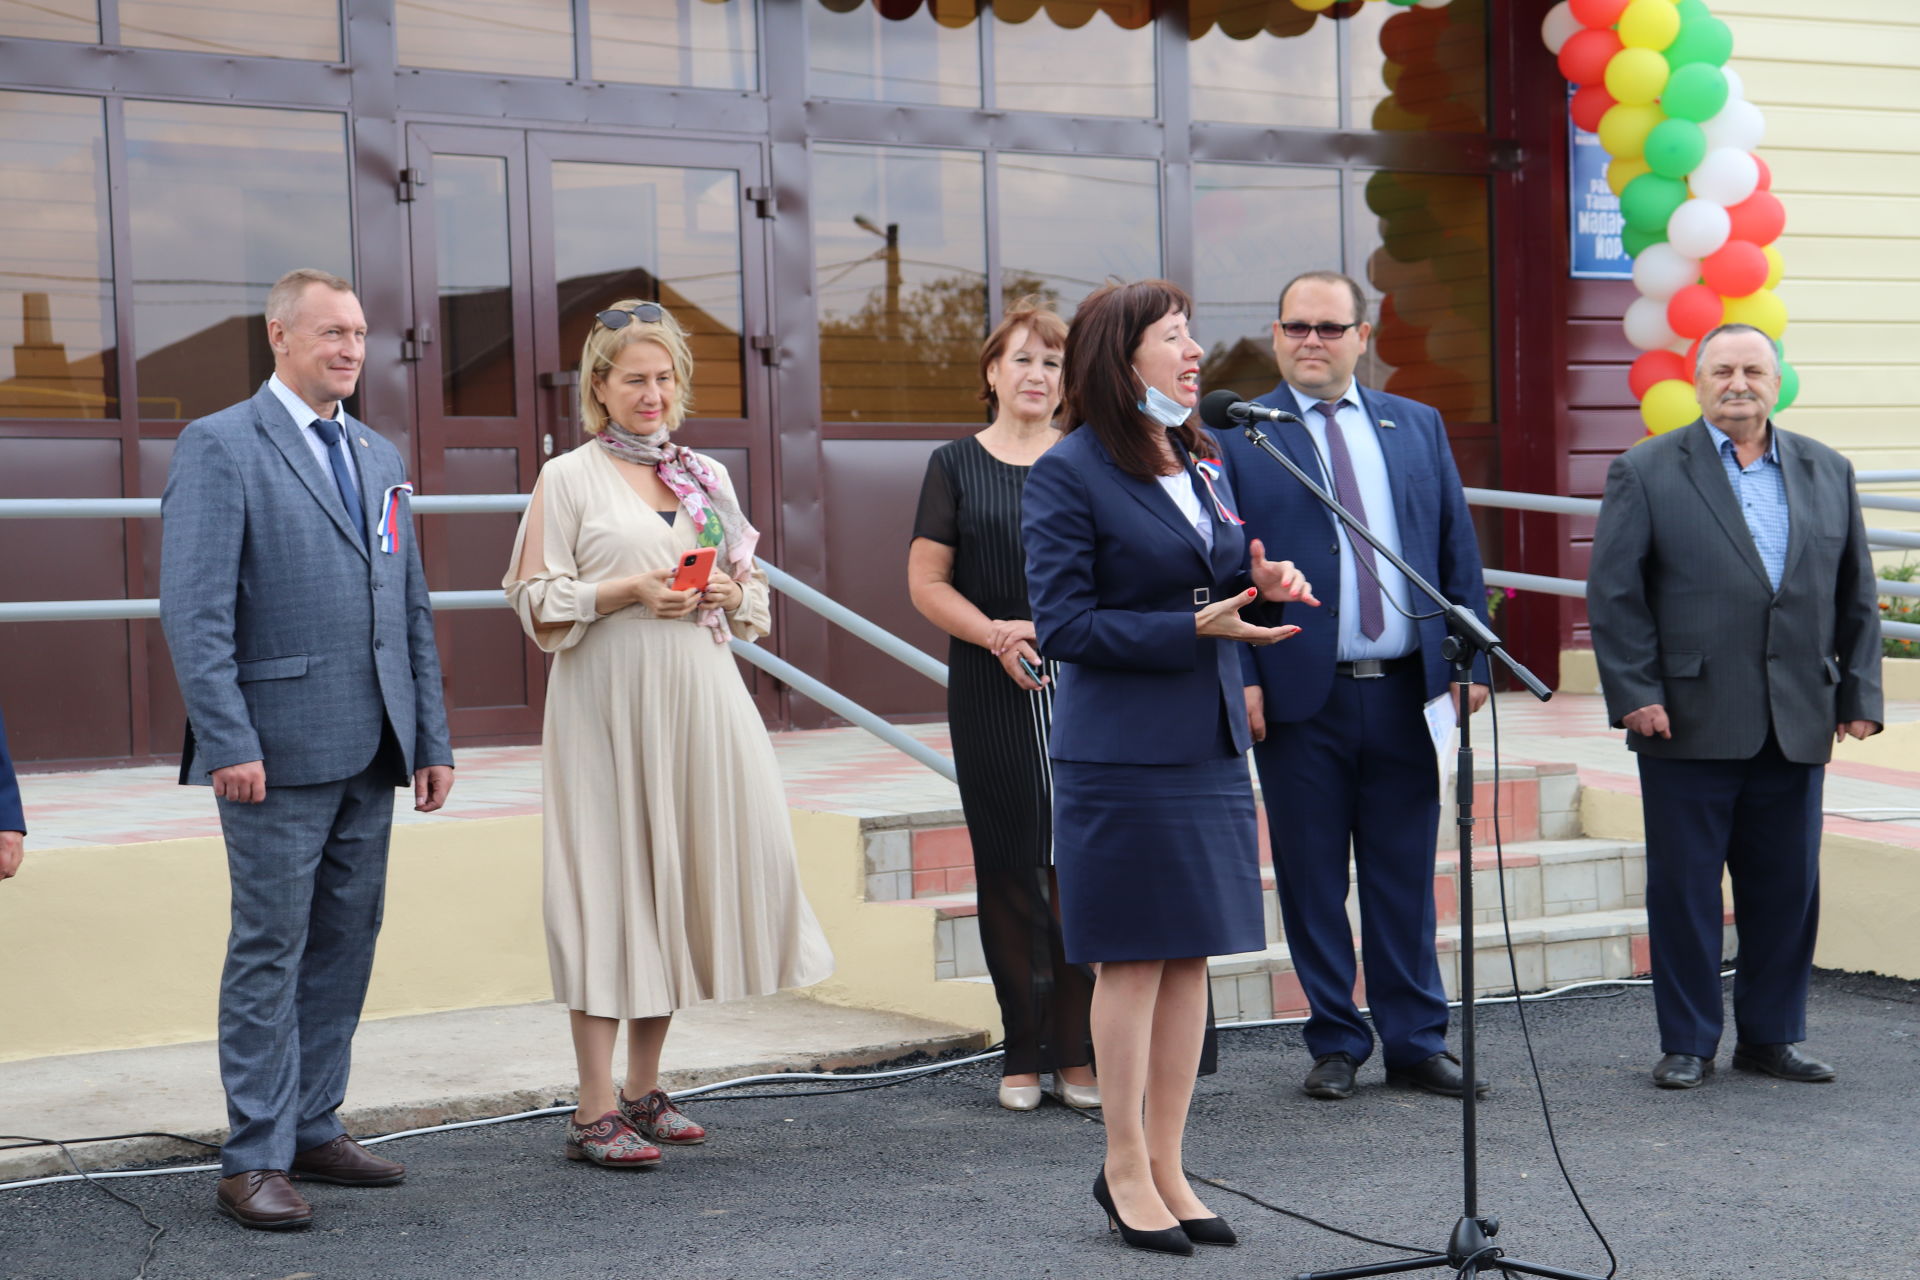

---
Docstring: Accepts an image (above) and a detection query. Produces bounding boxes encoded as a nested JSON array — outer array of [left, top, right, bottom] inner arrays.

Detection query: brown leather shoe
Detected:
[[216, 1170, 312, 1230], [290, 1135, 406, 1186]]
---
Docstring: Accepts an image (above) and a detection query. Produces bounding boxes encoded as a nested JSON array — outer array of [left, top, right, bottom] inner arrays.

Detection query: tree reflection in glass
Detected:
[[814, 144, 987, 424]]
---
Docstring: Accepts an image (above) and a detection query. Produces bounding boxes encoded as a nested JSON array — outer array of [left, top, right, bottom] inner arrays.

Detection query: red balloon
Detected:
[[1557, 28, 1623, 87], [1726, 191, 1787, 247], [1701, 241, 1769, 298], [1570, 84, 1615, 134], [1629, 350, 1690, 401], [1570, 0, 1630, 27], [1667, 284, 1726, 340], [1752, 154, 1773, 191]]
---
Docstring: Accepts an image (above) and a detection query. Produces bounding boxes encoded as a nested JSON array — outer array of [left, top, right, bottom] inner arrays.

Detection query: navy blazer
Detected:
[[0, 704, 22, 834], [1214, 380, 1489, 723], [1022, 423, 1257, 765]]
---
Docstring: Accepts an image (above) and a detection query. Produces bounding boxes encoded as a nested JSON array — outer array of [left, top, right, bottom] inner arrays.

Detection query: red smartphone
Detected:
[[670, 546, 717, 593]]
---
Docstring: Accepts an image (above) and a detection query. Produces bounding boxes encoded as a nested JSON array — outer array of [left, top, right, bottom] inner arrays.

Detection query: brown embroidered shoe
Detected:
[[564, 1110, 663, 1167], [291, 1135, 406, 1186], [620, 1088, 708, 1146], [216, 1170, 312, 1230]]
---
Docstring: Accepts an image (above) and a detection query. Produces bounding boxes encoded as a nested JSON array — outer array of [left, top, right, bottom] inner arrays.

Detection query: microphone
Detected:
[[1198, 389, 1302, 430]]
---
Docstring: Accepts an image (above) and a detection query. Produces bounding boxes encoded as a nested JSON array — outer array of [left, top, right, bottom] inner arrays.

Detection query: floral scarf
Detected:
[[598, 420, 760, 642]]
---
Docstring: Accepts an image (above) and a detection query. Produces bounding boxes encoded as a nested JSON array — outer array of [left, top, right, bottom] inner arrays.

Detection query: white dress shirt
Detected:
[[269, 373, 361, 500], [1285, 379, 1416, 661], [1158, 470, 1214, 550]]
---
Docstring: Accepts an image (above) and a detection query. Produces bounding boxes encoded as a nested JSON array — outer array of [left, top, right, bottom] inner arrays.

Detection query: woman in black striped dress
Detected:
[[908, 300, 1098, 1112]]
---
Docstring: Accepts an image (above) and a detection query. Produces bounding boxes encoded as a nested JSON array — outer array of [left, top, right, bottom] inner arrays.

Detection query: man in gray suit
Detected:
[[160, 268, 454, 1229], [1587, 323, 1881, 1092]]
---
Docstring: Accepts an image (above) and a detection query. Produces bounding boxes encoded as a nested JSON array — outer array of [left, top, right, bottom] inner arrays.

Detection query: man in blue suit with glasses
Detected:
[[1215, 270, 1491, 1103]]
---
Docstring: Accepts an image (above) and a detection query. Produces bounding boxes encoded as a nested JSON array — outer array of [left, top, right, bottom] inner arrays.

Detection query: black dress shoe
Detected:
[[1179, 1214, 1238, 1247], [1386, 1052, 1490, 1099], [1093, 1170, 1194, 1256], [1652, 1053, 1713, 1089], [1303, 1052, 1358, 1100], [1733, 1042, 1836, 1082]]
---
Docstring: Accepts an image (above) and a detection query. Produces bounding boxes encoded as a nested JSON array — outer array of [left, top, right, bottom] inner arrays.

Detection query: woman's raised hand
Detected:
[[631, 567, 701, 618], [1248, 539, 1319, 606], [1195, 589, 1300, 646]]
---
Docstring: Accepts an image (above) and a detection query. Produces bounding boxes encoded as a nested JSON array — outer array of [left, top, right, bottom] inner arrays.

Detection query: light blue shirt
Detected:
[[1704, 419, 1789, 591], [268, 373, 361, 501], [1286, 379, 1417, 661]]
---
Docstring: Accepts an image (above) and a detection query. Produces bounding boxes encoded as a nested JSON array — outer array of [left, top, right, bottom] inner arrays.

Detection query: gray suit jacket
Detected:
[[159, 383, 453, 787], [1586, 419, 1882, 765]]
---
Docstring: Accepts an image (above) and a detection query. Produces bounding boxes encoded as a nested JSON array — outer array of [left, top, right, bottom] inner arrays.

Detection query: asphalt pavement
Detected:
[[4, 970, 1916, 1280]]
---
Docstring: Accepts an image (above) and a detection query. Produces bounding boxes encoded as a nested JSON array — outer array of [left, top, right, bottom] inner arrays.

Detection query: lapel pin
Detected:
[[1379, 419, 1397, 429], [358, 436, 369, 447]]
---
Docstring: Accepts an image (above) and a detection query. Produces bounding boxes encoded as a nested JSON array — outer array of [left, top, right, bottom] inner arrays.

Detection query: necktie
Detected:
[[1314, 400, 1384, 641], [308, 418, 367, 545]]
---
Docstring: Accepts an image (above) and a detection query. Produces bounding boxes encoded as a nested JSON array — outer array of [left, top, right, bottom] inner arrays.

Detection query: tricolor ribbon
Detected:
[[376, 482, 414, 555], [1191, 458, 1245, 527]]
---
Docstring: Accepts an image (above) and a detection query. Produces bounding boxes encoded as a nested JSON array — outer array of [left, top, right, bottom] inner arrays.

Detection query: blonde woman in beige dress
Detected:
[[504, 301, 833, 1168]]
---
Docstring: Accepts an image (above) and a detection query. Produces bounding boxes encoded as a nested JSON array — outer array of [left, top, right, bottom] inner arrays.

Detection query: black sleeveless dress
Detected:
[[911, 436, 1093, 1077]]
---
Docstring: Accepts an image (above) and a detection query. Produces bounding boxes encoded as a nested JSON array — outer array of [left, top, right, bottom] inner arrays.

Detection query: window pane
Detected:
[[125, 103, 351, 421], [993, 0, 1153, 118], [1353, 170, 1492, 421], [0, 0, 96, 41], [0, 92, 115, 420], [1193, 163, 1341, 403], [808, 0, 981, 108], [552, 162, 746, 420], [998, 153, 1158, 319], [1189, 1, 1336, 128], [398, 0, 574, 79], [814, 144, 986, 424], [434, 156, 516, 418], [592, 0, 758, 90], [119, 0, 340, 61], [1348, 0, 1486, 134]]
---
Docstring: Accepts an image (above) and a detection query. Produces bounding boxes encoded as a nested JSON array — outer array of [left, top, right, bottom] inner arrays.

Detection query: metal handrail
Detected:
[[1463, 487, 1920, 553]]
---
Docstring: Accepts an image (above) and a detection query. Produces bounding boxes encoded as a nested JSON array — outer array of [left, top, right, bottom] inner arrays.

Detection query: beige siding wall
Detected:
[[1719, 1, 1920, 544]]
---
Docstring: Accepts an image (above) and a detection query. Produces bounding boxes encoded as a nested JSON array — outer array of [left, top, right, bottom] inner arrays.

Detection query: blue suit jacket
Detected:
[[0, 704, 22, 834], [1022, 424, 1258, 765], [1215, 380, 1489, 723], [159, 383, 454, 787]]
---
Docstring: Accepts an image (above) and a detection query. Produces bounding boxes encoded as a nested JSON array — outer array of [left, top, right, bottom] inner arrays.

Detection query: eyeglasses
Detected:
[[596, 302, 666, 330], [1278, 321, 1362, 341]]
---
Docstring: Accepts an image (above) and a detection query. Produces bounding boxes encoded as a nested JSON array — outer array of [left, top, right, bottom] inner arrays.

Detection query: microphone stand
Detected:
[[1236, 417, 1598, 1280]]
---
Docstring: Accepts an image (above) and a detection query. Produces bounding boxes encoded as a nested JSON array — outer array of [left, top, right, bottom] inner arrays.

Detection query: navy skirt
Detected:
[[1051, 756, 1265, 964]]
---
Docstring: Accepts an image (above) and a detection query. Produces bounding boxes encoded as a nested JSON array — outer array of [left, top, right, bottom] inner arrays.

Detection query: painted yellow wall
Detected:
[[1720, 1, 1920, 553]]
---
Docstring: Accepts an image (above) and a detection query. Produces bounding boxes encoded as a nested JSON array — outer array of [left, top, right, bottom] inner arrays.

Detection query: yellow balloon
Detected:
[[1762, 244, 1785, 290], [1604, 47, 1671, 108], [1597, 103, 1666, 160], [1607, 155, 1653, 197], [1641, 379, 1699, 434], [1296, 0, 1335, 10], [1721, 288, 1789, 339], [1618, 0, 1681, 50]]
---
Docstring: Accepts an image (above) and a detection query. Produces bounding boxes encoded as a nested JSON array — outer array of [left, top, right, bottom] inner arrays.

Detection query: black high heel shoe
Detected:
[[1093, 1170, 1194, 1256], [1179, 1215, 1238, 1247]]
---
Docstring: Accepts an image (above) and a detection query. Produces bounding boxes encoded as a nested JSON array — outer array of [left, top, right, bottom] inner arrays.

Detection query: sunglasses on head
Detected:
[[1279, 321, 1362, 341], [597, 302, 666, 330]]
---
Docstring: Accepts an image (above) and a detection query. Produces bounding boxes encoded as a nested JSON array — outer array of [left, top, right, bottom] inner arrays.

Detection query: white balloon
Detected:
[[1702, 100, 1766, 153], [1689, 147, 1761, 207], [1720, 66, 1745, 102], [1624, 295, 1680, 352], [1632, 243, 1702, 301], [1668, 199, 1733, 259], [1416, 0, 1452, 8], [1541, 0, 1580, 54]]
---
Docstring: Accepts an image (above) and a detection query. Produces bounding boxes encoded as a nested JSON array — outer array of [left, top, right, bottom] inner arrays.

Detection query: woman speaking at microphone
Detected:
[[1021, 280, 1316, 1255]]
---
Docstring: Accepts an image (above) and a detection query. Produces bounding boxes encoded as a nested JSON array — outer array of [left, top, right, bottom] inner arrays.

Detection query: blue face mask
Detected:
[[1134, 368, 1192, 429]]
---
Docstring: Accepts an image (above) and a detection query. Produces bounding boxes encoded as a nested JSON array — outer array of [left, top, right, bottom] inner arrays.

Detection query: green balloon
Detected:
[[1620, 173, 1690, 235], [1623, 224, 1667, 258], [1675, 0, 1712, 19], [1644, 119, 1709, 180], [1777, 361, 1800, 412], [1666, 15, 1734, 69], [1661, 63, 1729, 123]]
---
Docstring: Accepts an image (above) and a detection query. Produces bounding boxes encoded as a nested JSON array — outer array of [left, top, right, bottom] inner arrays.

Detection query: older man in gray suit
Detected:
[[161, 268, 454, 1230], [1588, 323, 1881, 1092]]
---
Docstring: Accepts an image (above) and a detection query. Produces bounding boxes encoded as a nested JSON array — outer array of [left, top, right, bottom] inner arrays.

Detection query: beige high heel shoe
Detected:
[[1051, 1075, 1101, 1109], [997, 1081, 1042, 1110]]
